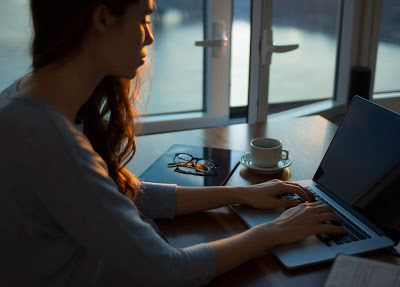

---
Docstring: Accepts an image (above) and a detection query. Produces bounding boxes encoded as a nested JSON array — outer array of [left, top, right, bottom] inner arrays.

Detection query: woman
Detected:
[[0, 0, 346, 286]]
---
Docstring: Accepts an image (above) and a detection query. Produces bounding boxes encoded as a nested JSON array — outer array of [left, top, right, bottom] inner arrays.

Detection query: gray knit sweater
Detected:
[[0, 79, 216, 286]]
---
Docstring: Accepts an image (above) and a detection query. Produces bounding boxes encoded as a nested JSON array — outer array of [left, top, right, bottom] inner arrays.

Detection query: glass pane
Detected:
[[230, 0, 251, 108], [374, 0, 400, 94], [142, 1, 204, 116], [0, 1, 31, 92], [269, 0, 339, 105]]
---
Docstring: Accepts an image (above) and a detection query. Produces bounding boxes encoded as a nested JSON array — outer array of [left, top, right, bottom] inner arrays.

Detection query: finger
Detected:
[[274, 199, 299, 208], [310, 204, 334, 213], [284, 181, 316, 200], [280, 184, 313, 202], [305, 201, 322, 206], [300, 201, 322, 209], [319, 224, 348, 234], [297, 202, 320, 209], [316, 212, 342, 224]]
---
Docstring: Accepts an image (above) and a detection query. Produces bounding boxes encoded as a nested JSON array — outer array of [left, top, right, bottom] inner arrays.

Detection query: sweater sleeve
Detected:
[[134, 181, 177, 219], [34, 116, 217, 286]]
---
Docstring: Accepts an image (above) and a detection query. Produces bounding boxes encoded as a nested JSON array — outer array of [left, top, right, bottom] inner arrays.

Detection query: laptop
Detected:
[[231, 96, 400, 269]]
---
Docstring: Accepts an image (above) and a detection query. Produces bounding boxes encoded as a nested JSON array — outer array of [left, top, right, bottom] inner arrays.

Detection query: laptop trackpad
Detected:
[[230, 204, 285, 227], [271, 236, 337, 269]]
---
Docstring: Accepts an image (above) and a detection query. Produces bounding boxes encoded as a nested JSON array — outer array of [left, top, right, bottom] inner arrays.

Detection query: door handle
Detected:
[[195, 39, 228, 47], [262, 29, 299, 66], [269, 44, 299, 53], [195, 21, 228, 57]]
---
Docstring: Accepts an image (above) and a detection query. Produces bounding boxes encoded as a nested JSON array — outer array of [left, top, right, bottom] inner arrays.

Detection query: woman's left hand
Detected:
[[239, 179, 315, 209]]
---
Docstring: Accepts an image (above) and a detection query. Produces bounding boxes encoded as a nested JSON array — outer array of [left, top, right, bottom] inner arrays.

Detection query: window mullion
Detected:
[[366, 0, 383, 98], [208, 0, 232, 120], [248, 0, 272, 124], [335, 0, 383, 104]]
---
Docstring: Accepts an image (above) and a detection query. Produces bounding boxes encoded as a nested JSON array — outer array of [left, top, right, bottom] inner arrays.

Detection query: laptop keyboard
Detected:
[[278, 188, 372, 246]]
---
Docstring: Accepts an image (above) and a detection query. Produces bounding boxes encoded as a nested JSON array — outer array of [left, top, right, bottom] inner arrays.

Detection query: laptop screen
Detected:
[[313, 97, 400, 235]]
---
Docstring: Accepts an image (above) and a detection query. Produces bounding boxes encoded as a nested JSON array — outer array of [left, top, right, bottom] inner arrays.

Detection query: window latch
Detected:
[[195, 21, 228, 58]]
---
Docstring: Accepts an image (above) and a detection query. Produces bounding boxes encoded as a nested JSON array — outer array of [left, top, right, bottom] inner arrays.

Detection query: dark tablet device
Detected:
[[139, 144, 244, 186]]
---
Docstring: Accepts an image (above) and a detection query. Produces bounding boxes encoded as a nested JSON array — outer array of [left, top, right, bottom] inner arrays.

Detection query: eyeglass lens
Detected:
[[174, 153, 193, 164], [172, 153, 217, 174]]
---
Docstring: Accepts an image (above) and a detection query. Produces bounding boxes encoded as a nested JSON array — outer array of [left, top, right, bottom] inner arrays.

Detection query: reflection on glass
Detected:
[[374, 0, 400, 94], [0, 1, 31, 92], [269, 0, 339, 104], [142, 1, 204, 115], [140, 144, 243, 187], [230, 0, 251, 108]]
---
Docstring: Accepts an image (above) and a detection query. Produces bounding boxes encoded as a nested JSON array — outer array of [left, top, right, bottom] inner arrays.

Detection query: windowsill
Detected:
[[137, 95, 400, 136], [372, 94, 400, 115], [268, 99, 347, 121], [373, 92, 400, 100], [138, 100, 347, 135], [268, 95, 400, 123], [137, 111, 231, 135], [140, 112, 206, 124]]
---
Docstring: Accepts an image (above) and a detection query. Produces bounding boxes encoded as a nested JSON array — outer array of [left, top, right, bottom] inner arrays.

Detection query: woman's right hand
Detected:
[[209, 202, 348, 276], [267, 202, 348, 245]]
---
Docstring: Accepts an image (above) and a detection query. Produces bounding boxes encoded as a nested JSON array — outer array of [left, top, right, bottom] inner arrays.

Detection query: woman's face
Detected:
[[98, 0, 154, 79]]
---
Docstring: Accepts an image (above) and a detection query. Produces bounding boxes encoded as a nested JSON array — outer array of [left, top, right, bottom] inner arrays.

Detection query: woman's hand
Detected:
[[266, 202, 348, 245], [209, 202, 347, 276], [239, 179, 315, 209]]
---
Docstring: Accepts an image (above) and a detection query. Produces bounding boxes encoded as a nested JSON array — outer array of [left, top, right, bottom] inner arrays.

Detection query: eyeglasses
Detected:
[[167, 153, 218, 176]]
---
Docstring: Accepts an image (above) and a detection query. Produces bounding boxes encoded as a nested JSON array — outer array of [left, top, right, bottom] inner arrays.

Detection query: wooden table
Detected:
[[127, 116, 400, 286]]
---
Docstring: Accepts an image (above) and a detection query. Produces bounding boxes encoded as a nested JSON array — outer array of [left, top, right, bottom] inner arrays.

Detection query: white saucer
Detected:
[[240, 152, 293, 174]]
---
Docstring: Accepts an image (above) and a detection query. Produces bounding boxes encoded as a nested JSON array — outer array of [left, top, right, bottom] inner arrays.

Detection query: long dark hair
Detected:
[[30, 0, 144, 201]]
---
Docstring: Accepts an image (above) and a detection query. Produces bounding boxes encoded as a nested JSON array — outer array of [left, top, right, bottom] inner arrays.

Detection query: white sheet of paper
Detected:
[[324, 254, 400, 287]]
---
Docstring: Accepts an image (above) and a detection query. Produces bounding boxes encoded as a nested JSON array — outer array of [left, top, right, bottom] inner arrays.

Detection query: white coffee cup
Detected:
[[250, 137, 289, 168]]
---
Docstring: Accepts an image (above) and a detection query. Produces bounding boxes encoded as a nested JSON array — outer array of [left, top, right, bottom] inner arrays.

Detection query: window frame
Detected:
[[372, 0, 400, 102]]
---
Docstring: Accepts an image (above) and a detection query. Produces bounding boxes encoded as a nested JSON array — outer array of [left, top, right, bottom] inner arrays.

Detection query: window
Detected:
[[231, 0, 341, 118], [0, 1, 31, 92], [230, 0, 251, 109], [248, 0, 343, 122], [139, 0, 233, 134], [142, 1, 204, 115], [374, 0, 400, 96], [268, 0, 340, 112]]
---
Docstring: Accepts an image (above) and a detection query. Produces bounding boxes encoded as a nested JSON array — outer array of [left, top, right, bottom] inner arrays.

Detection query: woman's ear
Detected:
[[92, 4, 116, 34]]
